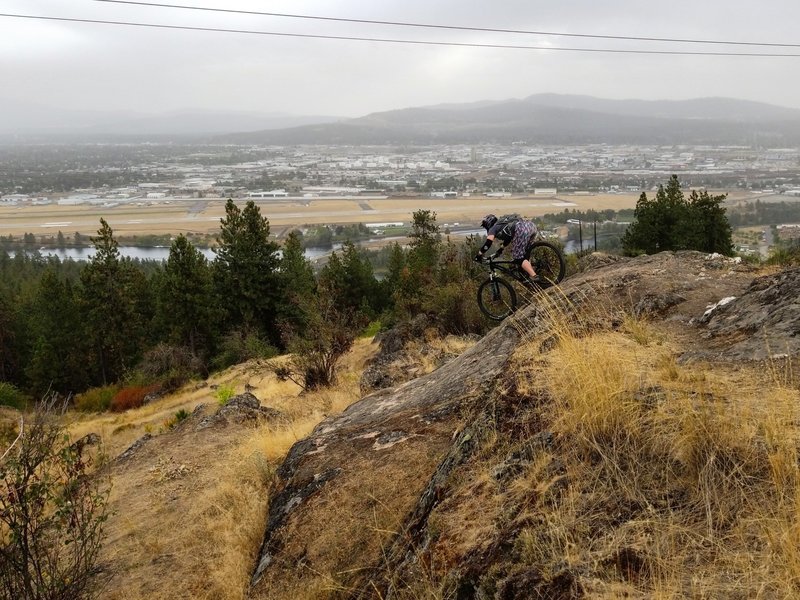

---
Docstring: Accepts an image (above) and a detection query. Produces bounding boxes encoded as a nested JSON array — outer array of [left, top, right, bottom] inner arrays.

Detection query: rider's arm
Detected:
[[476, 234, 495, 259]]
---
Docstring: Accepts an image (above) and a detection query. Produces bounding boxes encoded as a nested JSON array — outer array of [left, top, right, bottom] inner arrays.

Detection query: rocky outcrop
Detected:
[[250, 323, 520, 595], [692, 267, 800, 361], [359, 314, 431, 393], [249, 251, 786, 599], [196, 393, 286, 429]]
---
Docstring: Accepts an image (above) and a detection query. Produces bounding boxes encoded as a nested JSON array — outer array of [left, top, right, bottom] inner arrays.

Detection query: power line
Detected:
[[90, 0, 800, 49], [3, 12, 800, 57]]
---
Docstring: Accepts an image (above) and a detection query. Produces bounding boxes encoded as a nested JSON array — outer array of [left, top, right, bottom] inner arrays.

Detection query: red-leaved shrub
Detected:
[[110, 384, 160, 412]]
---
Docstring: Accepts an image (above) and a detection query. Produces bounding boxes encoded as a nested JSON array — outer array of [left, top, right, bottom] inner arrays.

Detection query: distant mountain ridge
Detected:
[[218, 94, 800, 145], [0, 98, 342, 137]]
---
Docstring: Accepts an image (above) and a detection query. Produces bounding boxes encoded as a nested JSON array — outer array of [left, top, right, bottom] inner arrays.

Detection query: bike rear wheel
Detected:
[[527, 241, 566, 288], [477, 277, 517, 321]]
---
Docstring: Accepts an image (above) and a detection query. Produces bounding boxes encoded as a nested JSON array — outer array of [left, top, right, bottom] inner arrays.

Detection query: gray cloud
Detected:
[[2, 0, 800, 119]]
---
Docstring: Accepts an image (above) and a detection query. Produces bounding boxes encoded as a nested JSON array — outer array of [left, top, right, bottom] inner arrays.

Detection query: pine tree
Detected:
[[26, 271, 88, 396], [280, 230, 315, 299], [407, 209, 441, 272], [276, 230, 317, 336], [213, 199, 281, 343], [622, 176, 734, 256], [687, 189, 734, 255], [318, 241, 380, 318], [80, 219, 146, 384], [158, 235, 215, 357]]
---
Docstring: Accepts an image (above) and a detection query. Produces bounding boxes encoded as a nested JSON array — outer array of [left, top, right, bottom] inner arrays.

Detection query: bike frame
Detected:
[[482, 255, 530, 286]]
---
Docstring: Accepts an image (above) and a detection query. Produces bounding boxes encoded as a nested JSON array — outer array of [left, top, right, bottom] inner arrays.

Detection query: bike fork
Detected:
[[489, 276, 501, 301]]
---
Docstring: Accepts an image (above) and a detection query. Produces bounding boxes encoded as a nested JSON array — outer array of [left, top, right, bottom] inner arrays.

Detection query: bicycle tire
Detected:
[[527, 241, 566, 288], [477, 277, 517, 321]]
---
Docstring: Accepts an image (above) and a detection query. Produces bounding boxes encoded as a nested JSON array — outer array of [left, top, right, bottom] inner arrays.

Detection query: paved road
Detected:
[[760, 225, 774, 259]]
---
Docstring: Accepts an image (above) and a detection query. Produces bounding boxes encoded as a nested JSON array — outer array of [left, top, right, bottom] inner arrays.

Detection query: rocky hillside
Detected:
[[250, 252, 800, 599]]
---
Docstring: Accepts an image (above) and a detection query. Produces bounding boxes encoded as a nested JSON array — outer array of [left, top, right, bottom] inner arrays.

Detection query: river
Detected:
[[6, 244, 345, 262], [5, 230, 489, 262]]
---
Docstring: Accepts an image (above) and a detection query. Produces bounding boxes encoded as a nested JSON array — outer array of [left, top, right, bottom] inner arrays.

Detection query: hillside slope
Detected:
[[250, 252, 800, 599], [218, 95, 800, 145]]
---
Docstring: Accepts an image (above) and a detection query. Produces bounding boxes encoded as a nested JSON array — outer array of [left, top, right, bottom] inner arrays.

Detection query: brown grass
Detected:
[[68, 338, 376, 600], [505, 298, 800, 597]]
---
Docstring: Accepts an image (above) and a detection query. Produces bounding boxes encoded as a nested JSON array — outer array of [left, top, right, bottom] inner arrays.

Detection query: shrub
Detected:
[[273, 298, 361, 391], [212, 329, 278, 371], [214, 384, 236, 406], [767, 243, 800, 267], [110, 384, 161, 412], [361, 320, 383, 338], [73, 384, 119, 413], [163, 407, 191, 431], [423, 280, 486, 335], [0, 398, 109, 599], [137, 343, 205, 391], [0, 381, 28, 410]]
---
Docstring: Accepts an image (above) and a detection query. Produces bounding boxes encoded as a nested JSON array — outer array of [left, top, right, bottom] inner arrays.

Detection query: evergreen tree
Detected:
[[25, 271, 88, 396], [622, 175, 731, 256], [0, 292, 20, 384], [158, 235, 215, 357], [385, 242, 407, 292], [407, 209, 441, 272], [687, 189, 734, 255], [392, 210, 442, 315], [213, 199, 281, 343], [80, 219, 146, 384], [276, 230, 317, 335], [318, 241, 380, 318], [280, 230, 315, 299]]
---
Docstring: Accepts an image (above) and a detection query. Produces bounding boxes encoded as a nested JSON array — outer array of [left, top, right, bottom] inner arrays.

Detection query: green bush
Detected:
[[212, 329, 278, 371], [0, 382, 28, 410], [163, 408, 191, 431], [214, 384, 236, 406], [361, 320, 383, 338], [73, 385, 119, 413], [767, 243, 800, 267], [423, 280, 486, 336]]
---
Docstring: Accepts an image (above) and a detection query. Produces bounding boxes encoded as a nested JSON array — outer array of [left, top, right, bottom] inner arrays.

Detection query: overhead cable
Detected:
[[90, 0, 800, 49], [3, 12, 800, 57]]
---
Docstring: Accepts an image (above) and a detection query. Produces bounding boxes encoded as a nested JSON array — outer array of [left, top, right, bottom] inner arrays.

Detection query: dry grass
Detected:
[[505, 296, 800, 597], [78, 338, 375, 600]]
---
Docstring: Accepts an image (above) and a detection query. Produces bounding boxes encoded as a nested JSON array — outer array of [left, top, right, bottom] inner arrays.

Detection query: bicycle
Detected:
[[476, 239, 566, 321]]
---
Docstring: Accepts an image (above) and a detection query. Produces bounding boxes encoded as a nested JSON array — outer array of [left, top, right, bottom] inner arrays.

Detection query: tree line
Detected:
[[0, 201, 490, 406], [0, 175, 741, 406]]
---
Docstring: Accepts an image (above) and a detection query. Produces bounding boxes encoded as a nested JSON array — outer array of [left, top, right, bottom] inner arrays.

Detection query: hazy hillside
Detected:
[[220, 94, 800, 145], [0, 97, 341, 137]]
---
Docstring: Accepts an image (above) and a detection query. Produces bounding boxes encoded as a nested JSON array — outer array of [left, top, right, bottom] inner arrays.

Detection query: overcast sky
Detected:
[[3, 0, 800, 118]]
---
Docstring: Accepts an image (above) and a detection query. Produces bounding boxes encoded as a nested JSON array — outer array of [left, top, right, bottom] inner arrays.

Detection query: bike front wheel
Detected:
[[477, 278, 517, 321], [527, 241, 566, 288]]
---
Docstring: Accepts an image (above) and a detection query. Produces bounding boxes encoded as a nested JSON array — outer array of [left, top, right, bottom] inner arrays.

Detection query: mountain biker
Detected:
[[474, 214, 538, 279]]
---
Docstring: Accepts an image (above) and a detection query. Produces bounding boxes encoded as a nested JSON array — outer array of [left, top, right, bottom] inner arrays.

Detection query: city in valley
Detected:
[[2, 142, 800, 256]]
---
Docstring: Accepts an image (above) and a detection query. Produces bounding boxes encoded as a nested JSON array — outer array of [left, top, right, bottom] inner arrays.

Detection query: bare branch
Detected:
[[0, 416, 23, 462]]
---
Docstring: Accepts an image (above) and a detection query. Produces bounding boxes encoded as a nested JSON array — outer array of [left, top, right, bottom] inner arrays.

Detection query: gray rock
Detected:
[[695, 267, 800, 361], [197, 392, 286, 430], [117, 433, 152, 462]]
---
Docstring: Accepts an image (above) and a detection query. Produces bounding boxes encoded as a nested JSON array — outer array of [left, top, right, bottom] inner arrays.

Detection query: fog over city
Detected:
[[3, 0, 800, 134]]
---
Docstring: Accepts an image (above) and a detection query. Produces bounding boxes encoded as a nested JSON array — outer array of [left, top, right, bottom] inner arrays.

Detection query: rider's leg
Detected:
[[521, 259, 537, 279]]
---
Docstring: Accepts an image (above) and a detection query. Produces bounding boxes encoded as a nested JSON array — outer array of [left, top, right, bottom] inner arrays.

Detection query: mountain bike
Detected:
[[476, 240, 566, 321]]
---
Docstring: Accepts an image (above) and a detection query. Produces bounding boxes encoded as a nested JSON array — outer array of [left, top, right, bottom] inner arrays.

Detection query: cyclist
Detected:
[[474, 214, 538, 279]]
